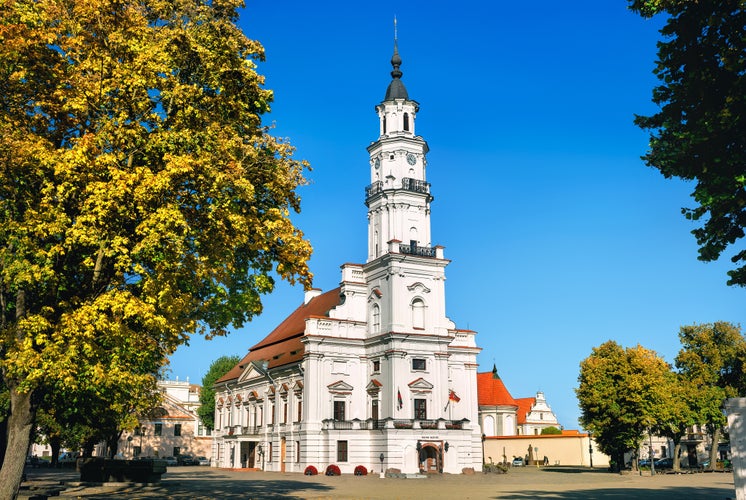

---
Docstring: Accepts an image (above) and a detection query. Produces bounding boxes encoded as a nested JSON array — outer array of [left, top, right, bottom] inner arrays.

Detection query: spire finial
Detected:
[[390, 16, 402, 80]]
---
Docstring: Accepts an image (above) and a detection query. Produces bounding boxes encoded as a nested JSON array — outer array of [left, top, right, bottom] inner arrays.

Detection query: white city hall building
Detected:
[[213, 42, 483, 475]]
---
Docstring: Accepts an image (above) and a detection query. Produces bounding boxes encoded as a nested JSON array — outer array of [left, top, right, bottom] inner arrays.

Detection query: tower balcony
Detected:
[[365, 181, 383, 199], [400, 242, 436, 257], [365, 178, 432, 201], [401, 177, 430, 194]]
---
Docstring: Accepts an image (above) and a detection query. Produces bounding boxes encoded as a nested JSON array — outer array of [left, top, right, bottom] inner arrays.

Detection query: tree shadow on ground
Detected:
[[489, 485, 732, 500], [63, 478, 333, 499], [540, 466, 611, 474]]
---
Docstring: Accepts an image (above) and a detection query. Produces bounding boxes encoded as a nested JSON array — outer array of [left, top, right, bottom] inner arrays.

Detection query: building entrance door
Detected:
[[422, 445, 439, 473]]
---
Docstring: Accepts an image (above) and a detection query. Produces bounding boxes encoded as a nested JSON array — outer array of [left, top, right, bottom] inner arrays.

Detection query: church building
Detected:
[[212, 40, 483, 475]]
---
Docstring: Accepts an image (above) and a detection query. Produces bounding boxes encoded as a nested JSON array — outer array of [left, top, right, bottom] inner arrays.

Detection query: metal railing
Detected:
[[365, 181, 383, 198], [399, 243, 436, 257], [401, 177, 430, 194]]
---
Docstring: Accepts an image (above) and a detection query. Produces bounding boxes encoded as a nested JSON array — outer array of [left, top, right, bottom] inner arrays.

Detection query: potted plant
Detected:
[[325, 464, 341, 476]]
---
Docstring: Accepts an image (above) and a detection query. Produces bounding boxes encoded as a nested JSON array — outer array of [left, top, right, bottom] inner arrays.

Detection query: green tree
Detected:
[[675, 322, 746, 469], [628, 0, 746, 286], [540, 426, 562, 435], [0, 0, 312, 495], [198, 355, 240, 430], [576, 341, 671, 471], [652, 372, 699, 472]]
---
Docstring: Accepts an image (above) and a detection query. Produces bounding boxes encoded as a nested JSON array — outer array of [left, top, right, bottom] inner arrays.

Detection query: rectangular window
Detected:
[[198, 423, 204, 436], [412, 358, 426, 371], [268, 443, 273, 462], [337, 440, 348, 462], [154, 423, 163, 436], [373, 360, 380, 372], [271, 404, 275, 424], [283, 402, 288, 424], [333, 400, 346, 421], [372, 399, 379, 421], [174, 424, 182, 436], [297, 401, 302, 422], [414, 399, 427, 420], [173, 447, 180, 456]]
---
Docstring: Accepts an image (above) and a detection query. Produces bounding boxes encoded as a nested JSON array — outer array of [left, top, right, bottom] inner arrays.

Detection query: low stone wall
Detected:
[[77, 458, 167, 483]]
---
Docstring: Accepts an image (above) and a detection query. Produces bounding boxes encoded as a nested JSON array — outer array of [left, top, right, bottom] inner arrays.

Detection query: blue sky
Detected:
[[169, 1, 746, 429]]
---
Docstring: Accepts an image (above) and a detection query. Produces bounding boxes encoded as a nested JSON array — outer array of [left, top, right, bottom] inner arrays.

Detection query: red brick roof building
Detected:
[[478, 365, 560, 437]]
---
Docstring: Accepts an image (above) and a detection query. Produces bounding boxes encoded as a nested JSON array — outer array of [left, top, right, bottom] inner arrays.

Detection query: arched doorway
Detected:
[[418, 444, 440, 473]]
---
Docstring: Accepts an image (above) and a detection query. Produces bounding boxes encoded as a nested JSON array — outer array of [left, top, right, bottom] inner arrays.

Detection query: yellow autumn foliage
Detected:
[[0, 0, 312, 492]]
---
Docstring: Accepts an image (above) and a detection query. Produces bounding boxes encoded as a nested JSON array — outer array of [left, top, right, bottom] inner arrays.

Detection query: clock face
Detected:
[[406, 153, 416, 165]]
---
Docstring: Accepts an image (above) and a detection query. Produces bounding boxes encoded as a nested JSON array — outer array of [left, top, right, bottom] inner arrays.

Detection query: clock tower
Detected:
[[365, 40, 432, 262]]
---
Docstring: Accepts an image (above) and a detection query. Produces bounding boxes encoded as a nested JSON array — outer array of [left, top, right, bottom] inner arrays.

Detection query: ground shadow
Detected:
[[489, 485, 732, 500]]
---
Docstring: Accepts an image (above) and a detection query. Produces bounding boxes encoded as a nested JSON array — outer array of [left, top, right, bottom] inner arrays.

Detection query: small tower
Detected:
[[365, 38, 432, 262]]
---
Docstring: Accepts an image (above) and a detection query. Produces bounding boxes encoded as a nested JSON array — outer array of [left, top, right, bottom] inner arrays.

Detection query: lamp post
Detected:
[[588, 435, 594, 468], [379, 452, 385, 478]]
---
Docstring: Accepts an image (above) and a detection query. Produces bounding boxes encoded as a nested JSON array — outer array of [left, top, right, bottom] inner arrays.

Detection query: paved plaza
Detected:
[[20, 466, 736, 499]]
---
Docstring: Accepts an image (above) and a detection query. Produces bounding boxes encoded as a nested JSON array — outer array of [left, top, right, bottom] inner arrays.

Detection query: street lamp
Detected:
[[379, 452, 385, 476], [588, 435, 594, 468]]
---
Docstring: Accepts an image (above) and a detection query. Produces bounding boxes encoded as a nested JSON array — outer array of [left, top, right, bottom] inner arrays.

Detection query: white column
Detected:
[[725, 398, 746, 500]]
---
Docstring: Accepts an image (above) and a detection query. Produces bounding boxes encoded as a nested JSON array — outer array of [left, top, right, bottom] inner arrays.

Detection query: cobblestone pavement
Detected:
[[19, 465, 737, 499]]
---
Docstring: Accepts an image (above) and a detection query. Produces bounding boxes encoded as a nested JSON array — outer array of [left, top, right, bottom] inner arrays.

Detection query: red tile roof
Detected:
[[515, 397, 536, 424], [477, 368, 518, 407], [216, 288, 342, 384]]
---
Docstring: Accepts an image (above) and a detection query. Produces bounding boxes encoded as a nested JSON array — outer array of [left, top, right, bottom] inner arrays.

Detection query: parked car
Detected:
[[654, 457, 674, 469], [637, 459, 651, 468], [196, 456, 210, 466], [58, 452, 80, 466], [163, 456, 178, 466], [702, 459, 732, 469], [176, 454, 198, 466], [511, 457, 524, 467]]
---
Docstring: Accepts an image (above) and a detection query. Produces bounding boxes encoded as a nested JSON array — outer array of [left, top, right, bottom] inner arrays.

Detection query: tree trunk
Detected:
[[672, 439, 681, 473], [709, 426, 722, 470], [106, 430, 122, 458], [0, 386, 36, 500], [49, 436, 61, 468]]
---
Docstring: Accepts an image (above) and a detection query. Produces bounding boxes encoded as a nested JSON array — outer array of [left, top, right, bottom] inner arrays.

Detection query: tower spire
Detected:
[[391, 16, 402, 81]]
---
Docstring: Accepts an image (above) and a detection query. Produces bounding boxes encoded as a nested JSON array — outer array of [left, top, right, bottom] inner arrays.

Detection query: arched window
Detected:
[[371, 304, 381, 333], [403, 112, 410, 131], [483, 415, 495, 437], [412, 298, 425, 329]]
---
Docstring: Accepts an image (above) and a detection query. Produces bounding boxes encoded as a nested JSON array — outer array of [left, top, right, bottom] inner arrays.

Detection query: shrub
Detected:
[[354, 465, 367, 476], [540, 426, 562, 435], [304, 465, 318, 476], [325, 464, 341, 476]]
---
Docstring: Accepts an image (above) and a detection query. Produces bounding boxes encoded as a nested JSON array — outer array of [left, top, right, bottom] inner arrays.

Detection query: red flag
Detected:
[[449, 390, 460, 403], [397, 389, 403, 409]]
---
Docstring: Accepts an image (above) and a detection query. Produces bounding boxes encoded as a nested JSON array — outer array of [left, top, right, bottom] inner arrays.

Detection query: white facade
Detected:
[[518, 391, 561, 436], [212, 42, 482, 475]]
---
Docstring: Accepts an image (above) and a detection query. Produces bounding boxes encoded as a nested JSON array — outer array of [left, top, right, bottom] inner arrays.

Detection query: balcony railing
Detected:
[[365, 181, 383, 199], [401, 177, 430, 194], [400, 243, 436, 257]]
